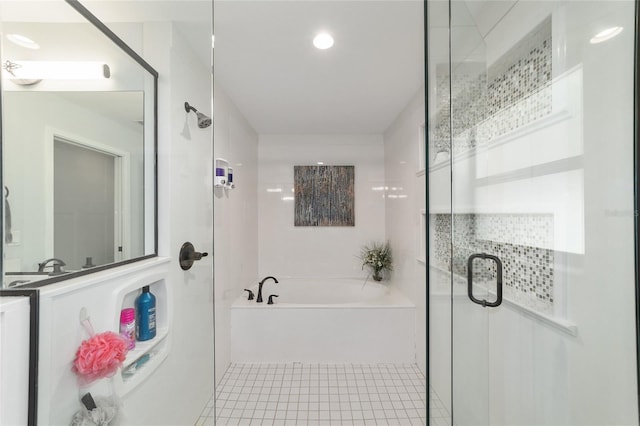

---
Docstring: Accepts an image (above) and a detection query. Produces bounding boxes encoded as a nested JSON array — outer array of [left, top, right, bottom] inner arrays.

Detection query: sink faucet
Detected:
[[257, 276, 278, 303], [37, 258, 66, 275]]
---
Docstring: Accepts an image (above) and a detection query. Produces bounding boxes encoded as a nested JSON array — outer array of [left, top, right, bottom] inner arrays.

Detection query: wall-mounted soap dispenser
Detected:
[[215, 158, 228, 187], [226, 166, 235, 189]]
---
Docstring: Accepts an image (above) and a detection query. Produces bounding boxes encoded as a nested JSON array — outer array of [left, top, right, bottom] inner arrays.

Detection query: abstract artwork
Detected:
[[294, 165, 355, 226]]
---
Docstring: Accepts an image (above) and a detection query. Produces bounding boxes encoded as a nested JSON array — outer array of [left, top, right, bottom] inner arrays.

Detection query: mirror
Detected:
[[1, 0, 157, 288]]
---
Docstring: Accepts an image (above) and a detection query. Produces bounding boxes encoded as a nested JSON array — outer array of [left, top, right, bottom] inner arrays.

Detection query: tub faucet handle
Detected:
[[267, 294, 279, 305], [243, 289, 255, 300]]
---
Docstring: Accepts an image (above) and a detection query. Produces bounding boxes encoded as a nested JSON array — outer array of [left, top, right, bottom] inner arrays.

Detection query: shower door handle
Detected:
[[467, 253, 503, 308]]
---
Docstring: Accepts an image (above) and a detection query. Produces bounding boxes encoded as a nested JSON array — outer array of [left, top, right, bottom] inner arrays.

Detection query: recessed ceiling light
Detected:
[[313, 33, 334, 50], [7, 34, 40, 50], [590, 27, 623, 44]]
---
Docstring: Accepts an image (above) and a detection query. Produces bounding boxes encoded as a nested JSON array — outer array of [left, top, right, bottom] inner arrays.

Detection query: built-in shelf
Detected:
[[113, 273, 170, 395], [122, 326, 169, 371], [428, 108, 572, 173]]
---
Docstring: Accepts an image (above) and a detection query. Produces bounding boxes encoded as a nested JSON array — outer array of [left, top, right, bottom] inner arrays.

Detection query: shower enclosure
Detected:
[[427, 0, 639, 424]]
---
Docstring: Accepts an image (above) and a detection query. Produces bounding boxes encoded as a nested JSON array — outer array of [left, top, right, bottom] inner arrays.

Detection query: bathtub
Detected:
[[230, 278, 416, 363]]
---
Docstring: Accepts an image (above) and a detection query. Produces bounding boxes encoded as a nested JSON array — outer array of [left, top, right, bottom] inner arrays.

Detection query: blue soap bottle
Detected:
[[136, 286, 156, 341]]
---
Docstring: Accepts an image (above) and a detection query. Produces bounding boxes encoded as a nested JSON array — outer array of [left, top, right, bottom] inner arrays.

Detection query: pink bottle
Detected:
[[120, 308, 136, 350]]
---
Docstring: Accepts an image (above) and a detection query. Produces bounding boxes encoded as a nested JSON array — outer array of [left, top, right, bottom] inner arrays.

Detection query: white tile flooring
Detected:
[[196, 363, 451, 426], [428, 390, 451, 426]]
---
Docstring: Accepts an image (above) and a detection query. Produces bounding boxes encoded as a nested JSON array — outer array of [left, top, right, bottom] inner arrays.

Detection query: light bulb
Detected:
[[313, 33, 334, 50]]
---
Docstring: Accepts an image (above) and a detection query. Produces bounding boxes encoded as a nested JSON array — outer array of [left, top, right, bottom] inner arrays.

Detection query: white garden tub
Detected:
[[230, 278, 416, 363]]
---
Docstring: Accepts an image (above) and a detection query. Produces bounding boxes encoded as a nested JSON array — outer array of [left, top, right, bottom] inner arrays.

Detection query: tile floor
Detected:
[[428, 390, 451, 426], [196, 363, 451, 426]]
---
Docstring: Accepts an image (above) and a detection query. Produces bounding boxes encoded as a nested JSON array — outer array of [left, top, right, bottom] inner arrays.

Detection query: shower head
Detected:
[[184, 101, 212, 129]]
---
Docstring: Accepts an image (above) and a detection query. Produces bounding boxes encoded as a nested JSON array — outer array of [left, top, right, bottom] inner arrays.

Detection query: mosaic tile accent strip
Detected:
[[432, 213, 554, 314], [432, 71, 451, 157], [294, 165, 355, 227], [487, 17, 552, 117], [451, 64, 488, 145], [481, 16, 552, 141], [431, 16, 552, 158], [433, 214, 452, 272]]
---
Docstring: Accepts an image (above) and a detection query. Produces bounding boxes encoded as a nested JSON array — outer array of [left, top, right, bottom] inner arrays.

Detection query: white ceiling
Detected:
[[213, 1, 425, 135], [1, 1, 516, 135]]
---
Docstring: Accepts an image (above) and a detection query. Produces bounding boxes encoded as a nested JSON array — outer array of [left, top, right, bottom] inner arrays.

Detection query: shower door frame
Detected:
[[424, 0, 640, 424], [423, 0, 431, 423], [634, 0, 640, 420]]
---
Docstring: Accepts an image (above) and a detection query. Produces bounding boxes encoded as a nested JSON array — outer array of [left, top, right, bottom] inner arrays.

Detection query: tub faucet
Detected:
[[257, 276, 278, 303], [37, 258, 66, 275]]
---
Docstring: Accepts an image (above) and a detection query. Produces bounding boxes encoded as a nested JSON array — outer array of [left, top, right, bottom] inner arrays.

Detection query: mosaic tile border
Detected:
[[431, 16, 553, 157], [432, 213, 554, 315]]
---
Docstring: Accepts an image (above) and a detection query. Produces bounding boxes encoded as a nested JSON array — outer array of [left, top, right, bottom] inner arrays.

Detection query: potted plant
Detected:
[[360, 241, 393, 281]]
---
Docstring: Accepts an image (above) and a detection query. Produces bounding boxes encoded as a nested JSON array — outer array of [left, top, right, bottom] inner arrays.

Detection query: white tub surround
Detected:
[[231, 278, 416, 364]]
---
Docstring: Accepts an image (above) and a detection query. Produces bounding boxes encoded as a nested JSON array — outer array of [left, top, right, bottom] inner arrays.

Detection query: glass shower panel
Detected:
[[449, 2, 491, 425], [448, 0, 638, 425], [426, 0, 454, 425]]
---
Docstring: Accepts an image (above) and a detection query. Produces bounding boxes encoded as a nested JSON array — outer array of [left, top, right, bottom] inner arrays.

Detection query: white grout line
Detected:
[[198, 363, 437, 425]]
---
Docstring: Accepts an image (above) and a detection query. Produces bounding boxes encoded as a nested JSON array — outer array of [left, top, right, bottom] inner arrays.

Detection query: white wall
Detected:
[[33, 19, 216, 425], [213, 81, 259, 383], [258, 134, 385, 279], [121, 21, 215, 425], [556, 1, 637, 422], [383, 88, 427, 374]]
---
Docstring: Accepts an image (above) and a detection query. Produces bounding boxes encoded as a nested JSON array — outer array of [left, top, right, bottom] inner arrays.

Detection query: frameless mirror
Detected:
[[1, 0, 157, 288]]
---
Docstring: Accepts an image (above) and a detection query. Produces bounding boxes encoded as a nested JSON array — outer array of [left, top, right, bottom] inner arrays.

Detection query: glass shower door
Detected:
[[445, 0, 639, 425]]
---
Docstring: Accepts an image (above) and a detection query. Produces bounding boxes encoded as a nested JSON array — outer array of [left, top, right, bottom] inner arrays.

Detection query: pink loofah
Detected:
[[72, 331, 128, 385]]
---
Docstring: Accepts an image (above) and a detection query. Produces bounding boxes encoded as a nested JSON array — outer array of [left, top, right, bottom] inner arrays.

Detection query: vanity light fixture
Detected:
[[7, 34, 40, 50], [590, 26, 623, 44], [2, 60, 110, 80], [313, 32, 334, 50]]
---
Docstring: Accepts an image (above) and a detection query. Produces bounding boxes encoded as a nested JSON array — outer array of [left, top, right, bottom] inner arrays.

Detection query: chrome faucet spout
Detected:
[[37, 258, 67, 275], [257, 276, 278, 303]]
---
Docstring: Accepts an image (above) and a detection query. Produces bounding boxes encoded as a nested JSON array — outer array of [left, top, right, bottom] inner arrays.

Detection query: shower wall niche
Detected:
[[432, 213, 554, 314], [429, 13, 582, 319], [432, 17, 552, 159]]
